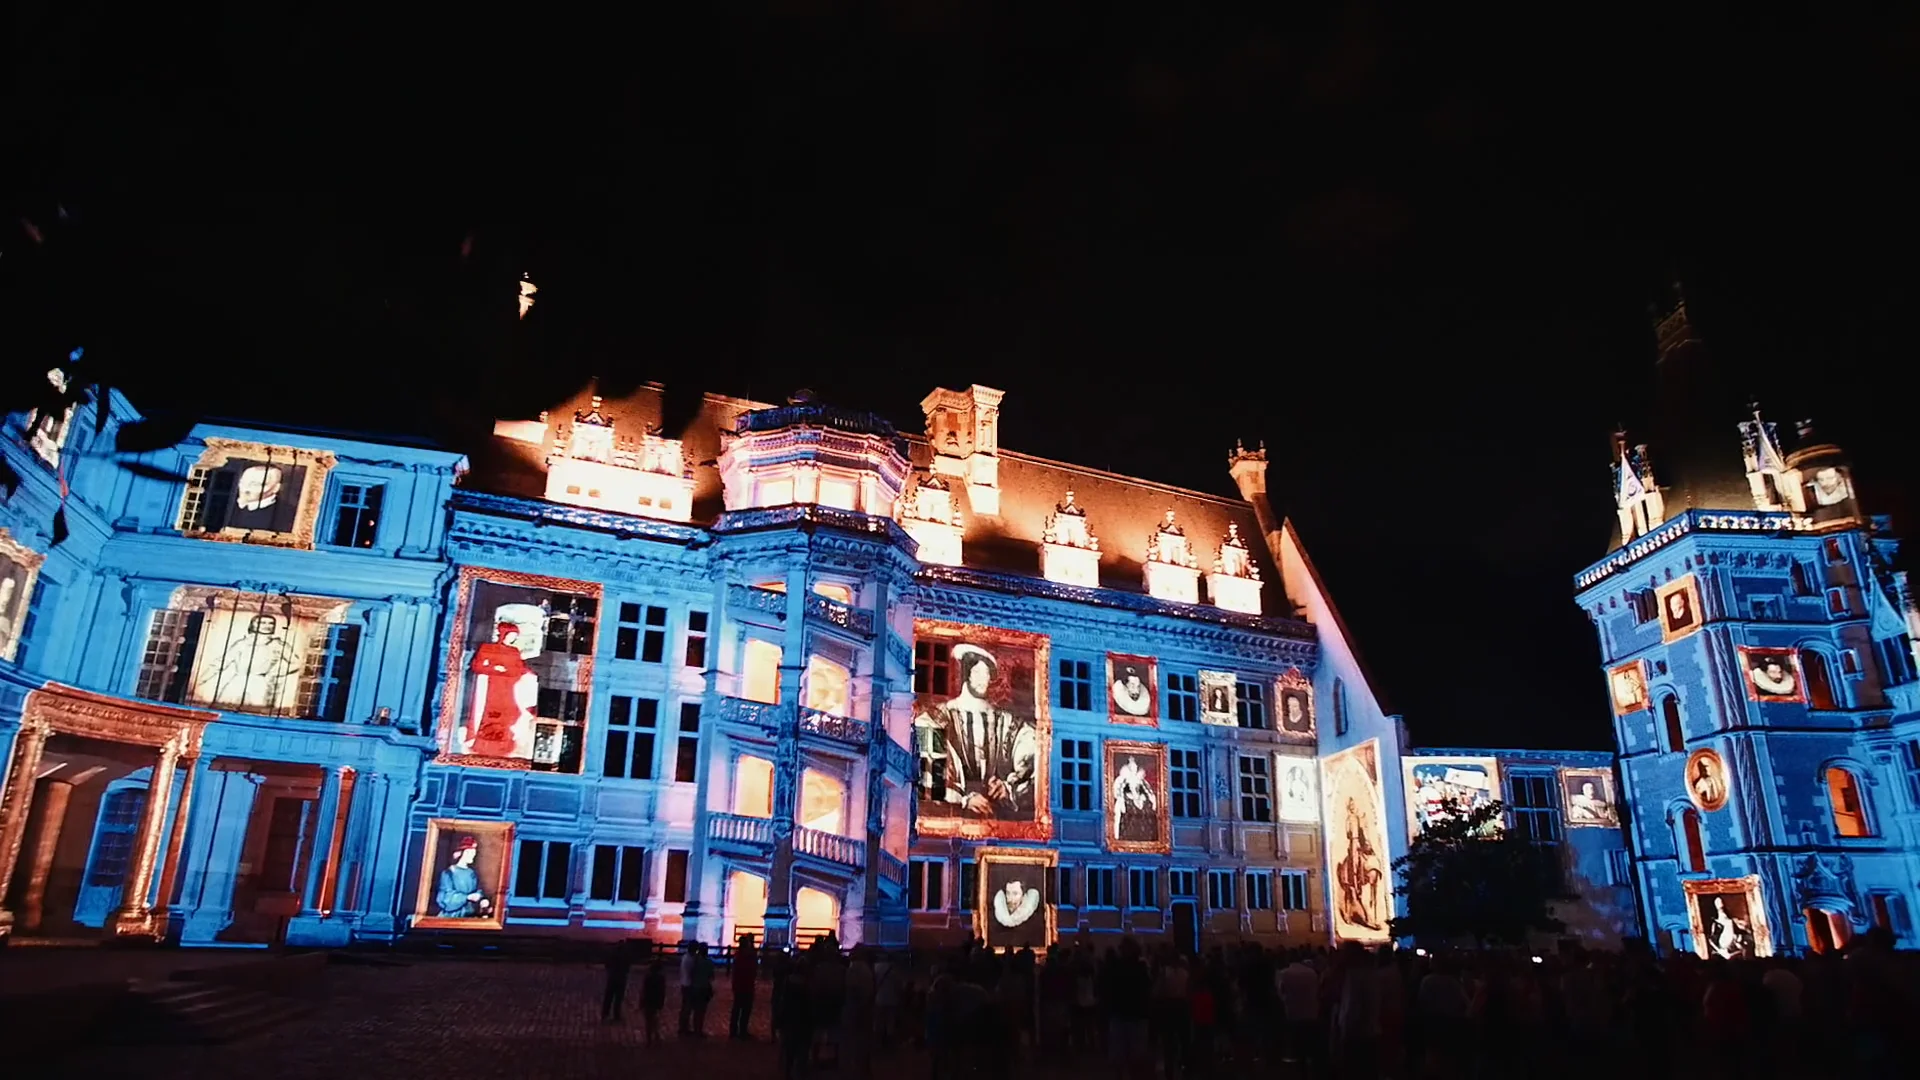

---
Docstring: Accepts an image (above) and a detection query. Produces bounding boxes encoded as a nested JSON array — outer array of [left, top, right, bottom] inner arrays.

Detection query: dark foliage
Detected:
[[1390, 798, 1565, 947]]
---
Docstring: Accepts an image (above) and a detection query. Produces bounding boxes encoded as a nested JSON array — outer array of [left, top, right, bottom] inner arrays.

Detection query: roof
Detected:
[[1275, 517, 1395, 716]]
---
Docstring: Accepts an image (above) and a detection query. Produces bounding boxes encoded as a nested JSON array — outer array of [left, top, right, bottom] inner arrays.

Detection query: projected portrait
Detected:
[[1323, 739, 1391, 943], [1560, 768, 1619, 829], [911, 621, 1052, 841], [1805, 467, 1856, 524], [975, 847, 1057, 951], [1608, 661, 1648, 714], [1684, 876, 1773, 960], [1686, 748, 1731, 813], [1198, 670, 1236, 726], [0, 529, 46, 664], [1656, 574, 1703, 644], [1277, 754, 1320, 824], [1106, 653, 1158, 726], [1105, 740, 1170, 854], [1403, 756, 1502, 837], [174, 438, 334, 548], [414, 818, 514, 931], [438, 567, 600, 773], [1739, 647, 1804, 703], [1275, 668, 1315, 742]]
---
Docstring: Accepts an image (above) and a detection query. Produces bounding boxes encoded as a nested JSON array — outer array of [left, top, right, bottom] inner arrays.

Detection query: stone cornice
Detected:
[[916, 565, 1314, 640], [1576, 509, 1861, 591], [450, 490, 703, 543], [447, 520, 711, 585]]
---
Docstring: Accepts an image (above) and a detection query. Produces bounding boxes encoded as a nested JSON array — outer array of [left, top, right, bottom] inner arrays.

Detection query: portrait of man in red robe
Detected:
[[465, 620, 536, 758]]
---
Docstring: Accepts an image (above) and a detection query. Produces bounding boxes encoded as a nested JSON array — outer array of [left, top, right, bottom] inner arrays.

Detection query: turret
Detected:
[[717, 389, 912, 516]]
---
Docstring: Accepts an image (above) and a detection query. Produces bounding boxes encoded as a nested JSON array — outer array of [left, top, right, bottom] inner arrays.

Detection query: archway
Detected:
[[795, 884, 839, 947]]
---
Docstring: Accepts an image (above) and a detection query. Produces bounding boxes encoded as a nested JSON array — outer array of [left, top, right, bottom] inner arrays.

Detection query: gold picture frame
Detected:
[[1737, 647, 1806, 704], [1685, 747, 1731, 813], [1608, 660, 1648, 715], [1104, 739, 1171, 855], [973, 846, 1058, 950], [413, 817, 515, 931], [1655, 574, 1703, 644], [1683, 875, 1773, 959], [909, 620, 1054, 843], [1105, 653, 1158, 726], [1274, 667, 1316, 743]]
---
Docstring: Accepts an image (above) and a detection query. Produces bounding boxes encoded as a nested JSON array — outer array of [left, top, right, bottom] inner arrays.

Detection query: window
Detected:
[[1826, 589, 1849, 617], [513, 839, 573, 901], [1169, 748, 1204, 818], [1056, 658, 1094, 711], [603, 696, 658, 780], [674, 702, 701, 783], [1169, 869, 1197, 899], [616, 603, 641, 661], [1245, 870, 1274, 911], [1630, 590, 1658, 623], [743, 639, 782, 704], [1904, 740, 1920, 810], [1824, 537, 1844, 563], [1507, 772, 1562, 843], [1841, 649, 1862, 676], [295, 624, 363, 722], [1059, 738, 1095, 811], [544, 596, 598, 656], [1678, 809, 1706, 873], [13, 576, 55, 668], [1165, 671, 1198, 722], [1128, 867, 1158, 909], [1826, 767, 1871, 838], [1057, 866, 1076, 907], [1606, 848, 1632, 887], [1877, 636, 1916, 688], [684, 611, 710, 669], [1235, 680, 1267, 729], [1279, 869, 1309, 911], [329, 483, 384, 548], [84, 788, 147, 887], [913, 640, 951, 694], [133, 602, 361, 721], [663, 849, 690, 902], [959, 860, 978, 910], [1086, 867, 1117, 907], [1661, 694, 1685, 752], [1871, 893, 1912, 938], [908, 858, 946, 911], [615, 603, 667, 662], [589, 845, 646, 903], [1333, 678, 1349, 736], [1790, 562, 1814, 596], [135, 609, 202, 702], [1749, 597, 1778, 620], [1802, 650, 1838, 709], [1237, 755, 1272, 823], [1206, 868, 1235, 910]]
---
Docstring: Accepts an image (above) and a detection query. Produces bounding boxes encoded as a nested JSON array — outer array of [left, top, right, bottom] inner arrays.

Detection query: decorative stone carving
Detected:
[[1144, 510, 1201, 605], [1039, 489, 1100, 587]]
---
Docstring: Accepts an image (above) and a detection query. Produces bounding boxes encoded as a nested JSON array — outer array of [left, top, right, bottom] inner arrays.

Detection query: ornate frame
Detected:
[[0, 527, 47, 664], [1104, 652, 1158, 727], [1275, 750, 1321, 824], [909, 620, 1053, 842], [972, 845, 1058, 949], [412, 817, 516, 931], [1401, 755, 1503, 838], [1685, 747, 1731, 812], [1683, 874, 1774, 959], [1559, 767, 1620, 829], [1103, 739, 1171, 855], [1608, 660, 1648, 715], [1274, 667, 1316, 743], [1197, 669, 1236, 726], [176, 438, 338, 550], [1323, 738, 1392, 944], [435, 565, 604, 771], [1737, 646, 1806, 704], [1655, 573, 1703, 644]]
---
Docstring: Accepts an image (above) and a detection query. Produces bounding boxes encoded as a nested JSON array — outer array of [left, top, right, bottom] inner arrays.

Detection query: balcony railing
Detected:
[[798, 707, 870, 746], [805, 593, 874, 637], [729, 584, 789, 620], [795, 826, 866, 868], [716, 696, 785, 733], [709, 812, 774, 847], [879, 851, 908, 887]]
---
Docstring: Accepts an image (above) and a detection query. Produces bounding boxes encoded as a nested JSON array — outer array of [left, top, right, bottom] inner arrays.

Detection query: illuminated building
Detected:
[[0, 378, 466, 945], [1575, 293, 1920, 957]]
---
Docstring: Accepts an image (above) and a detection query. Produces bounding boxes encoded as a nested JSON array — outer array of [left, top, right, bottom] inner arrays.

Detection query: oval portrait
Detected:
[[1685, 748, 1730, 813]]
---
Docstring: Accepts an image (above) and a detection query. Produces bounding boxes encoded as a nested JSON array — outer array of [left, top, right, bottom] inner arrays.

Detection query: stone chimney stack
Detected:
[[1228, 440, 1282, 556]]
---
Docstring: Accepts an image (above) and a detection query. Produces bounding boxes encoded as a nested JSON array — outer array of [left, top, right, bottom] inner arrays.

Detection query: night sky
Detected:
[[7, 6, 1916, 750]]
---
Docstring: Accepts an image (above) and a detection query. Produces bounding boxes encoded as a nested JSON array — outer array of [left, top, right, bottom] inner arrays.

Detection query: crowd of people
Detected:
[[597, 927, 1915, 1078]]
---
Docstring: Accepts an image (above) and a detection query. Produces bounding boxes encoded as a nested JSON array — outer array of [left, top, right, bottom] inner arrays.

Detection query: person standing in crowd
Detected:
[[842, 946, 876, 1080], [730, 934, 760, 1039], [1152, 949, 1191, 1078], [678, 942, 699, 1035], [1103, 937, 1153, 1080], [776, 956, 815, 1080], [640, 955, 667, 1044], [685, 941, 716, 1037], [1278, 951, 1322, 1075], [601, 938, 634, 1022]]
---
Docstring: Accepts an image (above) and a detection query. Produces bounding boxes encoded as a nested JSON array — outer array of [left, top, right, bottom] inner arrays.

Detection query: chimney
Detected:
[[1228, 439, 1281, 554]]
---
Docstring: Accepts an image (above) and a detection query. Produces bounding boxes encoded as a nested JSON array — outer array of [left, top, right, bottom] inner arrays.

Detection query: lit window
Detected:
[[1826, 767, 1870, 838], [743, 639, 781, 704], [733, 755, 774, 817], [800, 768, 847, 834], [1801, 650, 1838, 709], [804, 654, 852, 716]]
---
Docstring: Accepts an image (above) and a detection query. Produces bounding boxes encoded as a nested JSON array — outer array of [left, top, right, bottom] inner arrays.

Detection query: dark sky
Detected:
[[8, 4, 1917, 750]]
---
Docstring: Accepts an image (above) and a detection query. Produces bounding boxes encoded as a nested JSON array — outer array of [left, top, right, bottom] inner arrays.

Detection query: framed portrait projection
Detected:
[[1322, 739, 1391, 943], [414, 818, 514, 931], [1686, 747, 1731, 813], [175, 439, 334, 548], [1656, 574, 1703, 644], [1608, 661, 1648, 715], [1274, 668, 1315, 742], [438, 567, 601, 773], [1739, 647, 1804, 704], [910, 621, 1053, 842], [1684, 875, 1773, 960], [1198, 669, 1237, 726], [974, 847, 1057, 950], [0, 528, 46, 664], [1106, 653, 1158, 726], [1403, 756, 1502, 837], [1276, 753, 1320, 825], [1105, 740, 1170, 854], [1559, 767, 1619, 829]]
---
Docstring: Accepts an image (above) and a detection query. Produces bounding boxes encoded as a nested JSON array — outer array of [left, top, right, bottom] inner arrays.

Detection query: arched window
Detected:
[[1801, 650, 1838, 710], [1677, 808, 1706, 872], [1826, 766, 1871, 838], [1661, 694, 1685, 753], [1789, 561, 1814, 596], [1333, 678, 1349, 736]]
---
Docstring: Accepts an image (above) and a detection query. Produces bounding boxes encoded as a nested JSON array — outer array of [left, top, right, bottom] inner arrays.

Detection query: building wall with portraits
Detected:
[[1579, 314, 1920, 959], [0, 381, 466, 948], [1410, 746, 1637, 950]]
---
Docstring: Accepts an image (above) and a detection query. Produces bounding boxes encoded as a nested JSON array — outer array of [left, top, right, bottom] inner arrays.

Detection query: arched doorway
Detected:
[[795, 884, 839, 948], [726, 870, 767, 946]]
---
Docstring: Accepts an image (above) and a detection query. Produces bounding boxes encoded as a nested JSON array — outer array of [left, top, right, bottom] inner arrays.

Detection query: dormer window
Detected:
[[540, 392, 695, 522], [1144, 509, 1203, 605], [1039, 489, 1100, 587]]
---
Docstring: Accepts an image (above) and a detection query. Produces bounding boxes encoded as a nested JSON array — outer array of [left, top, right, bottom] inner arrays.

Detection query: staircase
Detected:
[[109, 976, 313, 1044]]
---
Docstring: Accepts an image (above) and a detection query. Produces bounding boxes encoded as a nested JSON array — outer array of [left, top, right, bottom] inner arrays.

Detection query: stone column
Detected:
[[762, 564, 811, 949], [858, 575, 889, 945], [679, 574, 729, 945], [18, 779, 75, 932], [109, 740, 181, 937], [301, 767, 348, 914], [0, 721, 52, 938], [156, 757, 205, 939]]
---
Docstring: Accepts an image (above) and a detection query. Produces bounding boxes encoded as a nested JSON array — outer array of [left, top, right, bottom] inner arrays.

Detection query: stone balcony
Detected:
[[793, 826, 866, 869], [805, 592, 873, 637], [798, 707, 870, 747], [707, 812, 867, 871], [715, 696, 784, 735], [708, 812, 774, 849]]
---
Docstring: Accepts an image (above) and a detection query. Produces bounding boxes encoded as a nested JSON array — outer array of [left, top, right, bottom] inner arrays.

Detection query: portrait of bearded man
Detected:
[[919, 643, 1039, 820]]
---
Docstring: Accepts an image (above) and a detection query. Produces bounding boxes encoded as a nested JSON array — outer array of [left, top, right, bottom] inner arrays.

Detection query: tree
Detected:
[[1390, 798, 1565, 947]]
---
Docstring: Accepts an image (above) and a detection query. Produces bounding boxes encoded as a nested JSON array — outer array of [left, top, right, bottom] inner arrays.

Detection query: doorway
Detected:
[[1170, 900, 1199, 955]]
